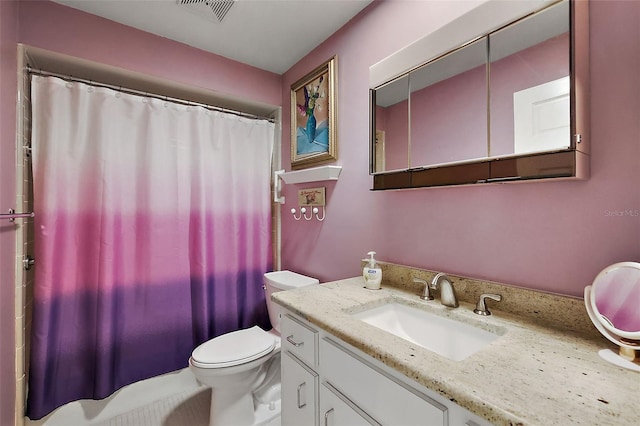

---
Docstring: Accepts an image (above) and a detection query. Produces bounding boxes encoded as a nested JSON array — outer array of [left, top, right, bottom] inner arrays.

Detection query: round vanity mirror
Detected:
[[590, 262, 640, 339], [585, 262, 640, 372]]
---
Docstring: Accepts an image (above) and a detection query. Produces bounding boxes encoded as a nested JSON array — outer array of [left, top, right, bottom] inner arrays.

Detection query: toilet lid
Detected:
[[191, 326, 276, 368]]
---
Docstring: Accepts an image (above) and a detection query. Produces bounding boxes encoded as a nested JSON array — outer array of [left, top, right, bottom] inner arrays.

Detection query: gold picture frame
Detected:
[[290, 56, 337, 170]]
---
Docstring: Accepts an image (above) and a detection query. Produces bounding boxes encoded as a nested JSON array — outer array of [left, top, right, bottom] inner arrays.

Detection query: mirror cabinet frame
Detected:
[[369, 0, 589, 190]]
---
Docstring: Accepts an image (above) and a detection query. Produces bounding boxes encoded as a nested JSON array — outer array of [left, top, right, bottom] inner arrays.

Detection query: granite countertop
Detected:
[[272, 277, 639, 426]]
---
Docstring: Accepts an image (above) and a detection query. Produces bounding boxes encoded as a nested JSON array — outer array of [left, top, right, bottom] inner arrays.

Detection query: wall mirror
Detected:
[[584, 262, 640, 372], [369, 0, 589, 190], [410, 38, 488, 169], [373, 74, 409, 172]]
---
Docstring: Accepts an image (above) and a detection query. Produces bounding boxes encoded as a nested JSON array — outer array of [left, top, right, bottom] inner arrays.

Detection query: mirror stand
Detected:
[[619, 346, 637, 362], [597, 349, 640, 373]]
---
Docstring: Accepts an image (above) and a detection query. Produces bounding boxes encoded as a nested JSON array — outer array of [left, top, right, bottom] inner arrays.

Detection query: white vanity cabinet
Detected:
[[280, 311, 491, 426], [281, 314, 320, 425]]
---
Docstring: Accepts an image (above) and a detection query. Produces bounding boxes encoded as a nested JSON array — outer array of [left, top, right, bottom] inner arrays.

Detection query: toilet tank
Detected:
[[264, 270, 319, 333]]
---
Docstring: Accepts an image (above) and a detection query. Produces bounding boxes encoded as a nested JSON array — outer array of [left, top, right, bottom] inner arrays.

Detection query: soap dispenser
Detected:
[[363, 251, 382, 290]]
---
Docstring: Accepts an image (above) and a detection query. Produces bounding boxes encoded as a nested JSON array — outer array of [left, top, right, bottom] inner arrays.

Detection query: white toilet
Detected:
[[189, 270, 319, 426]]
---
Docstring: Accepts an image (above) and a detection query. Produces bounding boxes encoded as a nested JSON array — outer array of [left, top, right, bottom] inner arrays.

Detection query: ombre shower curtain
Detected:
[[27, 75, 275, 419]]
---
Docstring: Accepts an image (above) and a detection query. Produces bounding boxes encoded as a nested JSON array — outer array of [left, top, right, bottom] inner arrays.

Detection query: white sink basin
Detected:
[[352, 302, 502, 361]]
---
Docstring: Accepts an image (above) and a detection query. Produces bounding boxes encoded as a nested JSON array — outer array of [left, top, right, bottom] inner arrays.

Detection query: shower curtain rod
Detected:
[[27, 67, 275, 123]]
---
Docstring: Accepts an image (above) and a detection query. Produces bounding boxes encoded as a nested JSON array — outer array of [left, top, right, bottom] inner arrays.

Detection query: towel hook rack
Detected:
[[1, 209, 35, 222]]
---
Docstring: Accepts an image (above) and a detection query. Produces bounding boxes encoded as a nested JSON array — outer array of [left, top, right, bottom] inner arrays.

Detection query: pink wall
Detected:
[[17, 1, 282, 107], [281, 0, 640, 298], [0, 0, 282, 419], [0, 1, 18, 423]]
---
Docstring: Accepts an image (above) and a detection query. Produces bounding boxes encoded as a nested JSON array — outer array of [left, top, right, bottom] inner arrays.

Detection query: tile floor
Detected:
[[92, 387, 210, 426], [25, 368, 281, 426]]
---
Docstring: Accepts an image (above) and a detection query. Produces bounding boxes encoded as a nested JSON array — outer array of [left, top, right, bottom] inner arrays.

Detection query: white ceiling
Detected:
[[52, 0, 373, 74]]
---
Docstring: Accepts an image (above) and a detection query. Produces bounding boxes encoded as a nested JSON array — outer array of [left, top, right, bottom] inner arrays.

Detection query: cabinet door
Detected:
[[320, 383, 379, 426], [282, 351, 318, 426], [320, 338, 447, 425]]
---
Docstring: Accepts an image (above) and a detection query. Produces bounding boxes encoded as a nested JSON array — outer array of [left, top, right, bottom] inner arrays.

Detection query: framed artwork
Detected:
[[290, 56, 337, 169]]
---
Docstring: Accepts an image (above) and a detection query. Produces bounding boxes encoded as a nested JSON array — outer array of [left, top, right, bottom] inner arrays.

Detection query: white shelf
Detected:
[[279, 165, 342, 184]]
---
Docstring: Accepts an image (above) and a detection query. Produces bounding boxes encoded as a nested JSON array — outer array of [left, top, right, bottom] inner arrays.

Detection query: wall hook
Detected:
[[290, 206, 325, 222], [291, 207, 306, 221], [303, 208, 314, 221], [313, 207, 325, 221]]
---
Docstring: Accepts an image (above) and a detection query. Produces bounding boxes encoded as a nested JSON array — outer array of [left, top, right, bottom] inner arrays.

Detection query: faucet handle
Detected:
[[413, 278, 434, 300], [473, 293, 502, 316]]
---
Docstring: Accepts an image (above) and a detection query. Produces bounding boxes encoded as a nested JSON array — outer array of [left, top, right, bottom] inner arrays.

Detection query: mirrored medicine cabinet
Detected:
[[369, 0, 589, 190]]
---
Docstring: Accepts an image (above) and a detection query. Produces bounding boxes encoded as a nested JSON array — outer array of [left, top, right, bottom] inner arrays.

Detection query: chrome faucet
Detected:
[[413, 278, 433, 300], [431, 273, 458, 308]]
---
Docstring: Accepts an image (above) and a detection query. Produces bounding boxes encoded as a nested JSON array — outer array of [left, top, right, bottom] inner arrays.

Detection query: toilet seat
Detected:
[[191, 326, 276, 368]]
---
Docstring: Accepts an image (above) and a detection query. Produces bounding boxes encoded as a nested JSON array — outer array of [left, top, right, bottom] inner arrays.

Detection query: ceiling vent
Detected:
[[176, 0, 236, 23]]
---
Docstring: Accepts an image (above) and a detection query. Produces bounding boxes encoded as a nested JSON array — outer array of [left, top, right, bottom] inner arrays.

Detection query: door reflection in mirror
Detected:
[[490, 0, 569, 156]]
